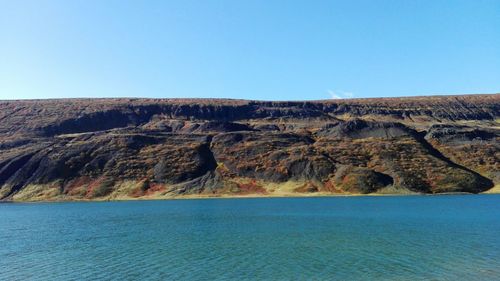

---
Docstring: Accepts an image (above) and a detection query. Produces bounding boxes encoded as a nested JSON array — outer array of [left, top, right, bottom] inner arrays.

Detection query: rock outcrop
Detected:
[[0, 94, 498, 201]]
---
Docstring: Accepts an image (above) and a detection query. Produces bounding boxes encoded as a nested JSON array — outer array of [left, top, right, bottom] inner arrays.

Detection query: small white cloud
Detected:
[[343, 92, 354, 98], [327, 90, 355, 99], [328, 90, 342, 99]]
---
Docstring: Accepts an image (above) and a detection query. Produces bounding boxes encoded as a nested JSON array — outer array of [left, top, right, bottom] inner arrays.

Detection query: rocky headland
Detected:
[[0, 94, 498, 201]]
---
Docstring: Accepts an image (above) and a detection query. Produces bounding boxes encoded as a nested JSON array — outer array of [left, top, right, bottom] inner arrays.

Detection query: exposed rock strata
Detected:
[[0, 94, 498, 201]]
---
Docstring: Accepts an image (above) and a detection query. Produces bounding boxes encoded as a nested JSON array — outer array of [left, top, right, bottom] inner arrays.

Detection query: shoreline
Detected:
[[2, 189, 499, 204]]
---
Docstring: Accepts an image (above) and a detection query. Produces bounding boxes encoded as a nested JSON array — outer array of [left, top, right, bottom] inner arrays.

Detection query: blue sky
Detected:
[[0, 0, 499, 100]]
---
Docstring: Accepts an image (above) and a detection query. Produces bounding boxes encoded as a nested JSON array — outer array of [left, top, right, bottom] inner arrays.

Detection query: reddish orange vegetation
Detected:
[[85, 178, 103, 198], [144, 183, 167, 195], [84, 177, 113, 198], [64, 176, 92, 196], [321, 180, 338, 192], [236, 180, 267, 194]]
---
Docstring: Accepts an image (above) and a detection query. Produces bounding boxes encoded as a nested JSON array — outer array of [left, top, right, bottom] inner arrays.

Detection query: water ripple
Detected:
[[1, 196, 500, 280]]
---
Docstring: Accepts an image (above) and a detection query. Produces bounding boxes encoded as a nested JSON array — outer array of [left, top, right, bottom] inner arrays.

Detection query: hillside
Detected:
[[0, 94, 498, 201]]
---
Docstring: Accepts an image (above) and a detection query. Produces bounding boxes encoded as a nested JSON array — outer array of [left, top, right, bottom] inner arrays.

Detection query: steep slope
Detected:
[[0, 94, 498, 201]]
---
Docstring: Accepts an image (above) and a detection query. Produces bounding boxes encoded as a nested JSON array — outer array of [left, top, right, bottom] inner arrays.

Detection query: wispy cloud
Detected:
[[327, 90, 355, 99]]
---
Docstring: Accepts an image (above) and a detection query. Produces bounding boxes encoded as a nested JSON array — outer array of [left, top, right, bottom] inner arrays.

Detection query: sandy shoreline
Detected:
[[2, 188, 499, 204]]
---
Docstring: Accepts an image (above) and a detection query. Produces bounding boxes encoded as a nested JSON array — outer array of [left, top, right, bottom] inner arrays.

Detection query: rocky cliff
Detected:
[[0, 94, 498, 201]]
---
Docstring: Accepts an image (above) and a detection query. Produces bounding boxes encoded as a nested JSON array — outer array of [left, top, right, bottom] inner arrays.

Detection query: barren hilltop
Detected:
[[0, 94, 498, 201]]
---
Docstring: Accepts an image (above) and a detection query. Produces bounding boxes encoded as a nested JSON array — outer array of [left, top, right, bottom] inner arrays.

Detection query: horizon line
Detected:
[[1, 92, 499, 103]]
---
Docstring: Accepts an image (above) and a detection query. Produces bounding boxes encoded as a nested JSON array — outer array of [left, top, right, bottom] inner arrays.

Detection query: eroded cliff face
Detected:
[[0, 94, 498, 201]]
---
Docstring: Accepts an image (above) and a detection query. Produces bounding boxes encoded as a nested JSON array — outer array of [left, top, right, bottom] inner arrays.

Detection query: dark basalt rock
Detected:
[[192, 121, 254, 133], [168, 171, 224, 195], [153, 142, 217, 184], [251, 124, 281, 131], [316, 119, 416, 139], [332, 165, 394, 194], [425, 124, 498, 144]]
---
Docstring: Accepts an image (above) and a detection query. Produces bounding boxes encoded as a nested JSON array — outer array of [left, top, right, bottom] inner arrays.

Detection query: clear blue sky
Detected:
[[1, 0, 499, 100]]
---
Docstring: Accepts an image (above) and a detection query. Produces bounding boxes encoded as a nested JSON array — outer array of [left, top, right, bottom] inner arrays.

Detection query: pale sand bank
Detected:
[[3, 179, 498, 203]]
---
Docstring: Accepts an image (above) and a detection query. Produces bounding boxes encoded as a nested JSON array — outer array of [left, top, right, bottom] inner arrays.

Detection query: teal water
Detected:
[[1, 196, 500, 281]]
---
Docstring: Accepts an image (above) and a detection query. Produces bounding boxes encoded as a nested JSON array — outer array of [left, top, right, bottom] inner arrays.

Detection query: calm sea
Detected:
[[1, 195, 500, 280]]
